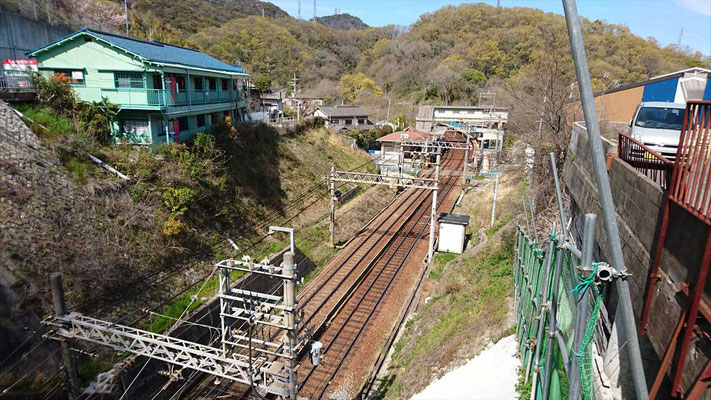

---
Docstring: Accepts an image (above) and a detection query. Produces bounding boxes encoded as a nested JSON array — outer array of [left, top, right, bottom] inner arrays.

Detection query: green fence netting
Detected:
[[513, 225, 605, 400]]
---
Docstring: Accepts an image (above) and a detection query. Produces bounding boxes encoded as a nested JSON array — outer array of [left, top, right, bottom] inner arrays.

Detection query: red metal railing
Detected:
[[642, 100, 711, 399], [670, 101, 711, 225], [618, 131, 674, 190]]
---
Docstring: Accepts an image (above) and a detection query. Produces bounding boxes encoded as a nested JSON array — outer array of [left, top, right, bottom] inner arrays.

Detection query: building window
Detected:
[[114, 72, 144, 89], [211, 113, 219, 123], [207, 78, 217, 91], [221, 79, 228, 91], [194, 77, 203, 91], [358, 118, 365, 125], [196, 114, 205, 128], [345, 119, 352, 125], [121, 119, 148, 135], [54, 69, 84, 85], [178, 117, 189, 131]]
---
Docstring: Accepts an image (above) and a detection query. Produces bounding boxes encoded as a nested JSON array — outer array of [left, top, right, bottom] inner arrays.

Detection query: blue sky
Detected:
[[268, 0, 711, 55]]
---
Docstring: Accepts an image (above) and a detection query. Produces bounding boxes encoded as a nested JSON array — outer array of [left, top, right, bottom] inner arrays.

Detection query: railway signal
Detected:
[[43, 239, 303, 399]]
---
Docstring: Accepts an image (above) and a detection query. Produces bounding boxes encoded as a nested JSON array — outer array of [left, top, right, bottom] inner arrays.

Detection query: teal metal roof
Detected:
[[28, 27, 246, 75]]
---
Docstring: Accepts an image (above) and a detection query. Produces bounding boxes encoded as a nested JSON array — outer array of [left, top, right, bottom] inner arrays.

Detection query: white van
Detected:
[[628, 102, 686, 160]]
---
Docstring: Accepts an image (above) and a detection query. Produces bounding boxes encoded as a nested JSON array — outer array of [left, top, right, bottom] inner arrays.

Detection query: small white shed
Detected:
[[437, 213, 470, 254]]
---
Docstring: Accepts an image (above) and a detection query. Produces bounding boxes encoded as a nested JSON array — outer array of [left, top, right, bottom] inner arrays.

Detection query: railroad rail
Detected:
[[298, 150, 465, 399]]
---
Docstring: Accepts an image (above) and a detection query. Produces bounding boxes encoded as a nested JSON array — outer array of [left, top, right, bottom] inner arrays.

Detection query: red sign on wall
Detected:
[[2, 59, 38, 72]]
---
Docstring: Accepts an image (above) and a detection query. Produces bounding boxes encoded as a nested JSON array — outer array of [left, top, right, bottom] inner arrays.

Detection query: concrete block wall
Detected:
[[563, 122, 710, 395]]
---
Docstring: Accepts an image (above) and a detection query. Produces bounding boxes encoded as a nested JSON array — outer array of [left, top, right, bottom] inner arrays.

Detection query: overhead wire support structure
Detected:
[[44, 247, 302, 399], [329, 154, 441, 262]]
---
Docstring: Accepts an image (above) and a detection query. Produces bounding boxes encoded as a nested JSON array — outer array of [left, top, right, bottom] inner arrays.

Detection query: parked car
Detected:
[[627, 101, 686, 161]]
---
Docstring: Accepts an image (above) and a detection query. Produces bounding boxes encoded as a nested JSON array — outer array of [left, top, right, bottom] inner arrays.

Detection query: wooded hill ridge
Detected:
[[3, 0, 709, 105], [313, 13, 369, 30]]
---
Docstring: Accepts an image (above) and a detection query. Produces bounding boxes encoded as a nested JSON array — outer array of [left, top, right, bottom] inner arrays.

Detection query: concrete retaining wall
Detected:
[[563, 122, 710, 396], [0, 12, 70, 61]]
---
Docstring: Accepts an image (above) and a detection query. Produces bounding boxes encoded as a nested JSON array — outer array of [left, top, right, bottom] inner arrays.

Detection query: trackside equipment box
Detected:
[[437, 213, 470, 254]]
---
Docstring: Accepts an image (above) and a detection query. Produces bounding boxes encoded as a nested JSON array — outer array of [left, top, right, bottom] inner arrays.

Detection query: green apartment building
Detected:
[[27, 28, 250, 144]]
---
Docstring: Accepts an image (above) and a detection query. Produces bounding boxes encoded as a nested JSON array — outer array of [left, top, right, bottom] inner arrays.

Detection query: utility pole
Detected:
[[298, 0, 301, 19], [330, 164, 336, 248], [490, 175, 499, 228], [386, 97, 391, 120], [313, 0, 317, 19], [282, 252, 298, 400], [428, 151, 440, 263], [50, 273, 81, 399], [462, 136, 470, 185], [124, 0, 129, 36], [291, 73, 300, 123]]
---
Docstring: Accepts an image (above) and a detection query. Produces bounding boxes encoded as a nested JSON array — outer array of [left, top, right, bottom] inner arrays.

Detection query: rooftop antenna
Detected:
[[123, 0, 129, 36]]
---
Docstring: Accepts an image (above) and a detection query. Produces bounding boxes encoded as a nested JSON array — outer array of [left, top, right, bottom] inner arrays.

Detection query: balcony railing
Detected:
[[74, 87, 238, 108], [0, 73, 34, 92], [618, 131, 674, 190]]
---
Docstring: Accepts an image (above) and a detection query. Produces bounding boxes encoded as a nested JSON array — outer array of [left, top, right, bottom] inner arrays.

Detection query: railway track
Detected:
[[297, 149, 464, 399], [190, 144, 466, 400]]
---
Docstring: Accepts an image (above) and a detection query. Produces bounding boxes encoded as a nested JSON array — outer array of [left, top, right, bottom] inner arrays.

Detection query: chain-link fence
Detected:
[[513, 224, 606, 400]]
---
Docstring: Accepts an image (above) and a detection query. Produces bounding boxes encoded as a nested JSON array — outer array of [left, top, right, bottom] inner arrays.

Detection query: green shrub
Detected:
[[31, 74, 77, 118], [161, 186, 198, 217], [78, 98, 118, 145]]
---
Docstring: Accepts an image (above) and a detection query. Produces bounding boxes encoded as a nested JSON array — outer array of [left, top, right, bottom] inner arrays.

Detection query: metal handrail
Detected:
[[618, 131, 674, 190]]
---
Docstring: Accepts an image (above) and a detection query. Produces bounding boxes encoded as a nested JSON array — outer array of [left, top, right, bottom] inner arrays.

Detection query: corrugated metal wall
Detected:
[[641, 77, 679, 102]]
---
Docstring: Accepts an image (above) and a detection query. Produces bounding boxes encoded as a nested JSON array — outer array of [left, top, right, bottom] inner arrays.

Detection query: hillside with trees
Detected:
[[3, 1, 707, 103], [313, 13, 369, 30]]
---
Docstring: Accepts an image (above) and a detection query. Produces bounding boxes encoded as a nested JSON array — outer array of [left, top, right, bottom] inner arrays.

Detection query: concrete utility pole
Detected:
[[50, 273, 81, 398], [291, 73, 300, 122], [490, 175, 499, 228], [330, 164, 336, 247], [124, 0, 129, 36], [462, 137, 470, 185], [282, 252, 298, 400], [428, 152, 441, 263]]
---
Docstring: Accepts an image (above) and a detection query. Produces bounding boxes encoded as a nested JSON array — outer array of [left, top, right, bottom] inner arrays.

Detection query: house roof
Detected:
[[377, 126, 432, 142], [317, 106, 368, 118], [27, 27, 246, 75]]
